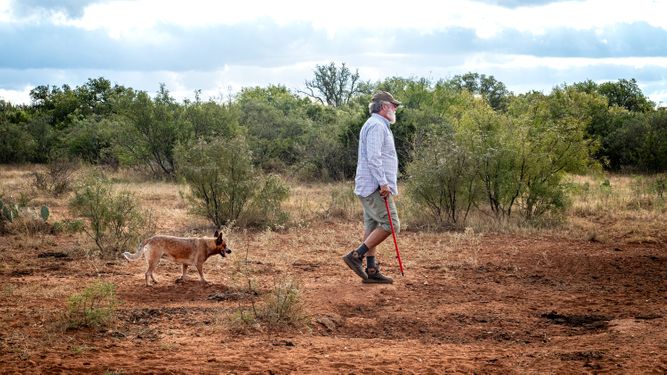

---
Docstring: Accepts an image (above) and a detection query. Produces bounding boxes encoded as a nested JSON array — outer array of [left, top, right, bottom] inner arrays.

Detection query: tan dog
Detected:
[[123, 231, 232, 286]]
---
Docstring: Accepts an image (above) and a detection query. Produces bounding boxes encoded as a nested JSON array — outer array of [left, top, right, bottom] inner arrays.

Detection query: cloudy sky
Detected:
[[1, 0, 666, 106]]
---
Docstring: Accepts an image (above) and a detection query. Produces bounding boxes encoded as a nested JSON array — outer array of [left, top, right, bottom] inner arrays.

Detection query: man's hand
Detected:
[[379, 184, 391, 197]]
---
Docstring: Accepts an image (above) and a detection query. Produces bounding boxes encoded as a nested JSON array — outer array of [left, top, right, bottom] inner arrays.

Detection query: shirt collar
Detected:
[[371, 113, 391, 127]]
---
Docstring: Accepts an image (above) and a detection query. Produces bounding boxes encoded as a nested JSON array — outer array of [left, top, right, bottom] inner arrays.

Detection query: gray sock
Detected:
[[356, 243, 369, 257], [367, 256, 376, 269]]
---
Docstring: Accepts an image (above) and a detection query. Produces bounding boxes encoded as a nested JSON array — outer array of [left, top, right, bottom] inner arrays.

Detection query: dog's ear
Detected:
[[214, 230, 219, 238]]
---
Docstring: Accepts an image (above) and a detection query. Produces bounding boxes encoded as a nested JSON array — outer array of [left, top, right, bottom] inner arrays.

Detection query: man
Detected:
[[342, 90, 401, 284]]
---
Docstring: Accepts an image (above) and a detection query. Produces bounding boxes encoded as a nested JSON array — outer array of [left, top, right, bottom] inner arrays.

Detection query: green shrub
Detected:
[[175, 136, 289, 228], [66, 281, 117, 330], [260, 275, 307, 328], [405, 126, 477, 227], [69, 171, 153, 257], [227, 274, 307, 331], [0, 195, 19, 234], [0, 193, 55, 234], [51, 219, 86, 235]]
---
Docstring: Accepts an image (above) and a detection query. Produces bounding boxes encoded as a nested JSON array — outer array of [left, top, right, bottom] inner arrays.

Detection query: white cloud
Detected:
[[2, 1, 666, 107], [0, 0, 10, 22], [38, 0, 667, 40], [0, 85, 32, 104], [460, 54, 667, 71]]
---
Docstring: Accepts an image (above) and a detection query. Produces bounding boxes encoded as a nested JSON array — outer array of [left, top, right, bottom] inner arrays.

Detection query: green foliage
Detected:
[[406, 87, 598, 226], [598, 78, 654, 112], [51, 219, 86, 235], [111, 84, 190, 178], [175, 136, 289, 228], [0, 72, 664, 177], [590, 108, 667, 172], [442, 72, 511, 112], [183, 92, 240, 139], [65, 281, 117, 330], [0, 193, 55, 234], [406, 125, 476, 226], [69, 172, 151, 257], [302, 62, 363, 106], [0, 195, 20, 233], [240, 174, 290, 228], [261, 275, 306, 327], [227, 274, 307, 331], [507, 88, 597, 219], [0, 109, 37, 162], [237, 85, 315, 172], [40, 205, 49, 222], [568, 79, 665, 171], [64, 117, 113, 164]]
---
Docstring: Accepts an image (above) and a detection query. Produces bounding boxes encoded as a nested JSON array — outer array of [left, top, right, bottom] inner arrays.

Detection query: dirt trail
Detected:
[[1, 229, 666, 374]]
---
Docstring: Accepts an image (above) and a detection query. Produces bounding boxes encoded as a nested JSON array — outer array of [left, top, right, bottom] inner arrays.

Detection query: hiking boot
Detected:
[[342, 250, 367, 280], [363, 266, 393, 284]]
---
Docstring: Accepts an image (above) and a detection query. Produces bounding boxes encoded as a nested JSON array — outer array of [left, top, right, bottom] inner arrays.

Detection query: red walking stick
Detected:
[[383, 195, 404, 276]]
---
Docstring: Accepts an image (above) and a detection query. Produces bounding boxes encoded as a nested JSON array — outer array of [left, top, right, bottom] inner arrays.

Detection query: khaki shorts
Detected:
[[359, 189, 400, 234]]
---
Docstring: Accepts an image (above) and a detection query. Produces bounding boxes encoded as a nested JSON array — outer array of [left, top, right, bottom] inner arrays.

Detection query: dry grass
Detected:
[[1, 165, 666, 246], [564, 174, 667, 243], [284, 182, 361, 226], [2, 280, 79, 301]]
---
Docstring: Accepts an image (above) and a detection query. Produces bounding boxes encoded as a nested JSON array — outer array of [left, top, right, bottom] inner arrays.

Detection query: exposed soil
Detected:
[[1, 224, 666, 374]]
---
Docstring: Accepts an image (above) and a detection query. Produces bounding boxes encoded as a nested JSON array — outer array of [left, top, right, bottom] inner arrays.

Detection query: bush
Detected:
[[65, 281, 117, 330], [0, 194, 51, 235], [175, 136, 289, 228], [406, 126, 477, 227], [405, 88, 596, 227], [69, 171, 153, 257], [260, 275, 307, 328], [227, 274, 307, 332], [32, 159, 79, 196], [0, 195, 19, 234], [0, 120, 37, 163], [51, 219, 86, 235], [239, 174, 289, 228]]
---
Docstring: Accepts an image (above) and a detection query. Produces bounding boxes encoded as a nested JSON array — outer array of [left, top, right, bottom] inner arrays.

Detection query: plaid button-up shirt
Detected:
[[354, 113, 399, 197]]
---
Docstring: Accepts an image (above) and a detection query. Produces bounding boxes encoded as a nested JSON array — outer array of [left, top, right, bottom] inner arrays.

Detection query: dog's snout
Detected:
[[226, 248, 232, 254]]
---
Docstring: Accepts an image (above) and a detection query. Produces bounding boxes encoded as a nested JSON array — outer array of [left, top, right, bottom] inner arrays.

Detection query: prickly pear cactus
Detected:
[[1, 199, 18, 223], [1, 198, 19, 233], [40, 205, 50, 222]]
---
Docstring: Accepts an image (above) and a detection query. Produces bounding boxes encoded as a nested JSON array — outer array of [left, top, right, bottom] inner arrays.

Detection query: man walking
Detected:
[[343, 91, 401, 284]]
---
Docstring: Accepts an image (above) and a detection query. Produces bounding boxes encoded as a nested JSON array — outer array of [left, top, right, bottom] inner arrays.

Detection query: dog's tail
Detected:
[[122, 240, 147, 261]]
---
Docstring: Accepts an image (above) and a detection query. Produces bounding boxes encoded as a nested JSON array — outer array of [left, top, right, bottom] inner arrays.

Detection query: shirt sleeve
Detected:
[[365, 124, 388, 187]]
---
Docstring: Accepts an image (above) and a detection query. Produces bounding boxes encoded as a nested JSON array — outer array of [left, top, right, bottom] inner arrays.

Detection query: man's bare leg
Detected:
[[363, 227, 390, 257]]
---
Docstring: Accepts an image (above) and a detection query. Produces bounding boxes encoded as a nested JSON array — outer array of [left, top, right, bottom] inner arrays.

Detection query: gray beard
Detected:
[[387, 112, 396, 124]]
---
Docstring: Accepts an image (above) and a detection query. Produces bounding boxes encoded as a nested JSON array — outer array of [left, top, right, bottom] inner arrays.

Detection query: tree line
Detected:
[[1, 63, 665, 226]]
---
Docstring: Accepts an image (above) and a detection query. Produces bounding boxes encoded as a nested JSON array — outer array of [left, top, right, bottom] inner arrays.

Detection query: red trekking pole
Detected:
[[383, 195, 404, 276]]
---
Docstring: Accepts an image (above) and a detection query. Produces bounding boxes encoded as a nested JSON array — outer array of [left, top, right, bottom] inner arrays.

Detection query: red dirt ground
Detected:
[[1, 222, 665, 374]]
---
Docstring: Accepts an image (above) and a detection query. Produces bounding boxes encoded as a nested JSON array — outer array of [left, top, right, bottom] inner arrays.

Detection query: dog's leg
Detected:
[[145, 271, 158, 286], [195, 263, 207, 284], [145, 259, 159, 286], [177, 264, 188, 283]]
